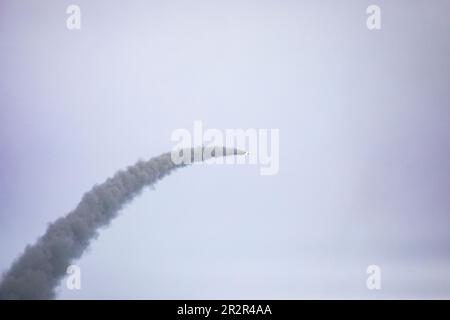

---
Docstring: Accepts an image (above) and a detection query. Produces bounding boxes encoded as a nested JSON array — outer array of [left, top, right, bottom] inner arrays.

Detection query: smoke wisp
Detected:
[[0, 147, 244, 299]]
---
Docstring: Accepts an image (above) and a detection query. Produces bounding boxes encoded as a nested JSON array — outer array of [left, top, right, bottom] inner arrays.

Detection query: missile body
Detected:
[[172, 146, 247, 165]]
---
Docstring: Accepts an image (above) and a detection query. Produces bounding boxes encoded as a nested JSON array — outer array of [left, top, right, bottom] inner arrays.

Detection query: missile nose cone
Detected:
[[234, 149, 247, 156]]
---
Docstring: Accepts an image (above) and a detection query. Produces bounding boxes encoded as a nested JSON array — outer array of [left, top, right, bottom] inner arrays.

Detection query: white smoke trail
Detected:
[[0, 147, 244, 299]]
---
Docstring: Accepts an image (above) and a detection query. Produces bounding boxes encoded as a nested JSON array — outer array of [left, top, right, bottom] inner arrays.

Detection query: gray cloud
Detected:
[[0, 147, 243, 299]]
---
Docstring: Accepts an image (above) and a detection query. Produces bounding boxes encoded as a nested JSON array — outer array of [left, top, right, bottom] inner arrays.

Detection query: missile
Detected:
[[172, 146, 247, 165]]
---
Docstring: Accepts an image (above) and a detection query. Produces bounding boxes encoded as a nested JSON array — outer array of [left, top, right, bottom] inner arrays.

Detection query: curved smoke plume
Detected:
[[0, 147, 245, 299]]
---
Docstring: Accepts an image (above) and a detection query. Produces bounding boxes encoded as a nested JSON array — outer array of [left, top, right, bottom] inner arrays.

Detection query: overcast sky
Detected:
[[1, 0, 449, 299]]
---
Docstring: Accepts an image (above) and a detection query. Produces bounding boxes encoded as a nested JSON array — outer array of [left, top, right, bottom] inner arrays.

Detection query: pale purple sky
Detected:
[[1, 0, 449, 298]]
